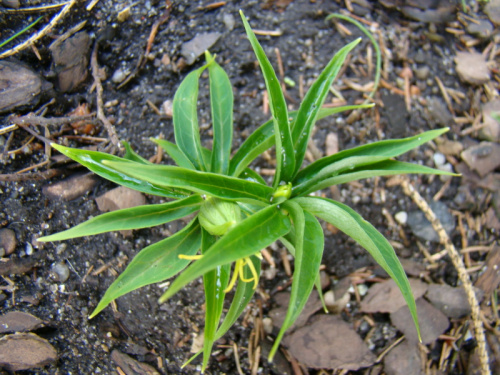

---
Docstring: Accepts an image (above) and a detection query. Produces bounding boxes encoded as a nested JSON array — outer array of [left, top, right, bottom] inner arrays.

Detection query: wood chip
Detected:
[[0, 333, 57, 371]]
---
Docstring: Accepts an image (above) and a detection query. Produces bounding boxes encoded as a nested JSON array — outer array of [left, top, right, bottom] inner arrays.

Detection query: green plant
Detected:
[[40, 11, 456, 371]]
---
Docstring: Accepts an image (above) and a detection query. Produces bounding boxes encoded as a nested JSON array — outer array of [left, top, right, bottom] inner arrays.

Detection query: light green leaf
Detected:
[[296, 160, 459, 196], [102, 160, 274, 203], [122, 141, 151, 164], [151, 138, 195, 169], [159, 204, 291, 303], [201, 229, 230, 371], [270, 205, 324, 360], [291, 38, 361, 178], [295, 196, 421, 340], [89, 219, 201, 318], [293, 128, 450, 185], [39, 195, 203, 242], [207, 52, 233, 175], [240, 11, 295, 186], [50, 143, 189, 199]]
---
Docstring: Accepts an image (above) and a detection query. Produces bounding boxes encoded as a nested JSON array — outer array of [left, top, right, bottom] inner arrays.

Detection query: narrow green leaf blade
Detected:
[[240, 11, 295, 186], [173, 65, 209, 171], [295, 196, 421, 340], [294, 128, 450, 185], [159, 204, 291, 303], [291, 38, 361, 177], [151, 138, 195, 169], [270, 205, 324, 360], [207, 52, 233, 175], [201, 229, 230, 371], [39, 195, 203, 242], [89, 219, 202, 318], [51, 144, 189, 199], [103, 161, 273, 203], [122, 141, 151, 164]]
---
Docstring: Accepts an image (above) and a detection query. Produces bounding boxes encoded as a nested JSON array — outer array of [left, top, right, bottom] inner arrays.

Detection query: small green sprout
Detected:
[[39, 11, 458, 372]]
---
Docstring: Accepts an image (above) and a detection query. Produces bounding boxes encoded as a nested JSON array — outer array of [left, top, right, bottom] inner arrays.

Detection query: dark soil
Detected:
[[1, 0, 498, 374]]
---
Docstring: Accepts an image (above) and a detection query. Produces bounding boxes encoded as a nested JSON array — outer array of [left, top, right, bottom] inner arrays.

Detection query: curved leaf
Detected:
[[122, 141, 151, 164], [291, 38, 361, 178], [295, 196, 421, 340], [151, 138, 195, 169], [103, 160, 274, 203], [240, 11, 295, 186], [39, 195, 202, 242], [51, 143, 189, 199], [159, 204, 291, 303], [207, 52, 233, 175], [89, 219, 202, 318]]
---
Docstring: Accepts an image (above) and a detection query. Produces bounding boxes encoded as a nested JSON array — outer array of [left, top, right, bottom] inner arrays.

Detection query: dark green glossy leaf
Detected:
[[202, 229, 230, 371], [51, 143, 189, 199], [159, 204, 291, 303], [39, 195, 203, 241], [103, 160, 274, 203], [122, 141, 151, 164], [270, 205, 324, 360], [173, 63, 211, 171], [296, 160, 459, 196], [293, 128, 450, 185], [291, 38, 361, 178], [296, 196, 421, 340], [151, 138, 195, 169], [241, 168, 267, 185], [240, 11, 295, 186], [89, 219, 201, 318], [207, 52, 233, 175]]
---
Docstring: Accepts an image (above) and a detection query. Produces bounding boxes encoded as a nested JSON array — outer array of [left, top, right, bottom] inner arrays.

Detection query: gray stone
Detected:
[[461, 142, 500, 178], [415, 66, 430, 80], [467, 19, 494, 39], [384, 340, 424, 375], [181, 32, 221, 65], [407, 200, 455, 242], [480, 99, 500, 142], [425, 284, 471, 318], [51, 262, 70, 283], [455, 52, 490, 85], [485, 0, 500, 25]]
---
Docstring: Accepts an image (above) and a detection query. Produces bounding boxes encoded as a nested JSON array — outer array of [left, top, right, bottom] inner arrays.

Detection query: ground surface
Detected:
[[0, 0, 499, 374]]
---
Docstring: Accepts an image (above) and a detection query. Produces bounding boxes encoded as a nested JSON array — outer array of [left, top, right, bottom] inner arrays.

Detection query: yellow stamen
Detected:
[[238, 259, 254, 283], [224, 259, 243, 293], [178, 254, 203, 260], [245, 258, 259, 290]]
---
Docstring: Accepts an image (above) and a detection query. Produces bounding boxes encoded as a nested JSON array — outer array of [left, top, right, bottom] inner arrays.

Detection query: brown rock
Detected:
[[0, 228, 17, 256], [0, 61, 52, 114], [461, 142, 500, 178], [360, 278, 428, 314], [485, 0, 500, 25], [268, 291, 323, 331], [384, 340, 424, 375], [480, 99, 500, 142], [425, 284, 472, 319], [0, 311, 44, 333], [49, 32, 91, 92], [0, 333, 57, 371], [283, 315, 376, 370], [391, 298, 449, 344], [111, 349, 159, 375], [43, 173, 97, 201], [455, 52, 490, 85]]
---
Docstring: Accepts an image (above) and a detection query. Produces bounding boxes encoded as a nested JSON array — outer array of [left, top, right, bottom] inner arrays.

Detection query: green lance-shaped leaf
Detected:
[[201, 229, 231, 372], [293, 128, 450, 185], [296, 160, 459, 196], [240, 11, 295, 186], [158, 204, 291, 303], [89, 219, 202, 318], [39, 195, 203, 242], [173, 60, 214, 171], [229, 105, 372, 178], [51, 143, 189, 199], [151, 138, 196, 169], [291, 38, 361, 178], [122, 141, 152, 164], [206, 52, 233, 175], [269, 204, 324, 361], [103, 160, 273, 203], [295, 196, 421, 340]]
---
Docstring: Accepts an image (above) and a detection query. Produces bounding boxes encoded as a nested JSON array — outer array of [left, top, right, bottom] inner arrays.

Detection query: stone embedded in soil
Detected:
[[381, 93, 409, 137], [391, 298, 449, 344], [427, 97, 453, 127], [49, 31, 91, 92], [0, 228, 17, 256], [51, 262, 70, 283], [485, 0, 500, 25], [407, 200, 455, 242], [325, 132, 339, 156], [461, 142, 500, 178], [111, 349, 160, 375], [383, 340, 424, 375], [466, 19, 494, 39], [400, 2, 455, 23], [0, 60, 52, 114], [43, 173, 97, 201], [0, 311, 44, 334], [283, 315, 376, 370], [268, 291, 323, 331], [425, 284, 474, 319], [435, 138, 463, 156], [361, 278, 428, 314], [0, 333, 57, 371], [454, 52, 490, 85], [480, 99, 500, 142], [181, 32, 221, 65]]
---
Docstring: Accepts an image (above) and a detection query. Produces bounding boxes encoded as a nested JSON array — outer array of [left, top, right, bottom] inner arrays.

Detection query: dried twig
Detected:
[[0, 169, 63, 182], [400, 178, 491, 375]]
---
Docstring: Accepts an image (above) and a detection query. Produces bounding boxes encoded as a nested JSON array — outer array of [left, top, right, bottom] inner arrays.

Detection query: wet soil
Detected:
[[1, 0, 499, 374]]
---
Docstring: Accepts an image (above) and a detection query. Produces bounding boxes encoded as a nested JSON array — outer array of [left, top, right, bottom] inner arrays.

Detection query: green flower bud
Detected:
[[198, 197, 241, 236], [272, 182, 292, 203]]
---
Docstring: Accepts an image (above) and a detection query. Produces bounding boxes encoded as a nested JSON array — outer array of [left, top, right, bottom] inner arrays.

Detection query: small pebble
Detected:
[[111, 68, 128, 84], [433, 152, 446, 167], [223, 13, 235, 31], [56, 243, 67, 255], [25, 242, 33, 255], [0, 228, 17, 255], [395, 211, 408, 225], [51, 262, 70, 283], [415, 66, 430, 80]]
